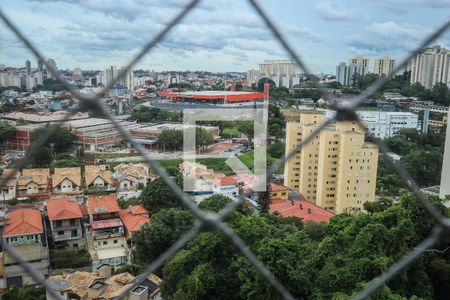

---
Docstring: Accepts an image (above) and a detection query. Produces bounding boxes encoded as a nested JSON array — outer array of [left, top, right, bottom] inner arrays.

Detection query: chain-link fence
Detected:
[[0, 1, 449, 299]]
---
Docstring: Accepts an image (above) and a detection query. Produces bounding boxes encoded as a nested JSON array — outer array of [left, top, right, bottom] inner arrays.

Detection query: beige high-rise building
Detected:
[[348, 56, 369, 75], [373, 57, 395, 77], [410, 45, 450, 89], [284, 112, 379, 213]]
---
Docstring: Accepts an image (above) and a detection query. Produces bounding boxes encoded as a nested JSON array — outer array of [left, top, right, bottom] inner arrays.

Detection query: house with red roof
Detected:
[[85, 194, 130, 272], [270, 183, 289, 201], [2, 208, 49, 287], [212, 175, 239, 199], [119, 205, 151, 242], [46, 197, 86, 249], [269, 199, 335, 223]]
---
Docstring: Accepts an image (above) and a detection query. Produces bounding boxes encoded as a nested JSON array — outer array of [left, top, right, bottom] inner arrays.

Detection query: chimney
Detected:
[[308, 208, 311, 214], [129, 285, 149, 300], [290, 200, 294, 205], [299, 204, 303, 210], [263, 83, 270, 101]]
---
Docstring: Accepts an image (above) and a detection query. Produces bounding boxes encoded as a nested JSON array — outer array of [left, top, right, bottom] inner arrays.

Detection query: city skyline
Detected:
[[0, 0, 449, 73]]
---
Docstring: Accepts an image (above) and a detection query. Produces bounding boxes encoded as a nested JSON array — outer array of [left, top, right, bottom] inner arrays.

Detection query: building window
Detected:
[[103, 241, 108, 245], [57, 231, 64, 235], [113, 240, 118, 244], [70, 219, 76, 226], [55, 220, 62, 227], [71, 230, 78, 237]]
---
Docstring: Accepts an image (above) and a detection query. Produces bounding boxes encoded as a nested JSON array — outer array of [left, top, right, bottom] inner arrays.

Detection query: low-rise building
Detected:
[[0, 169, 18, 201], [269, 198, 335, 223], [86, 194, 130, 271], [46, 270, 162, 300], [270, 183, 289, 201], [2, 208, 49, 287], [46, 197, 86, 249], [53, 167, 82, 193], [113, 163, 151, 190], [212, 176, 239, 199], [85, 165, 113, 190], [17, 168, 50, 196], [119, 205, 151, 241]]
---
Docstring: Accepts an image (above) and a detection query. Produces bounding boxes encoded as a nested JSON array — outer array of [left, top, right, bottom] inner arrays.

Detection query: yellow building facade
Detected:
[[284, 112, 379, 213]]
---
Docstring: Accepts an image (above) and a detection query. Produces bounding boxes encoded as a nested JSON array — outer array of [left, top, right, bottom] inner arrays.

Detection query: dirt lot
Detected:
[[203, 142, 235, 154]]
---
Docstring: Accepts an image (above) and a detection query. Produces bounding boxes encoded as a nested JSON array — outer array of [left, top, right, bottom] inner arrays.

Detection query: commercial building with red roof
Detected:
[[119, 205, 151, 240], [2, 208, 50, 287], [270, 199, 335, 223], [160, 90, 268, 104], [46, 197, 86, 249]]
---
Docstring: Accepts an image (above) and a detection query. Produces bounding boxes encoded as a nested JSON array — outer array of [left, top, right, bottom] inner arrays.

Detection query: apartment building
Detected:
[[2, 208, 49, 287], [284, 112, 379, 213], [46, 197, 86, 249], [86, 194, 130, 271], [410, 45, 450, 89], [270, 183, 289, 201], [373, 57, 395, 77], [348, 56, 369, 75], [326, 110, 419, 139]]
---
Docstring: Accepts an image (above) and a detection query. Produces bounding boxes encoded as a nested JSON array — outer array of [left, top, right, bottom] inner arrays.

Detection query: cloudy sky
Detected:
[[0, 0, 449, 73]]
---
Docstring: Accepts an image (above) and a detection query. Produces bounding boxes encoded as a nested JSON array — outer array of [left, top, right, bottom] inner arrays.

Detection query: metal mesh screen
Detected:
[[0, 1, 449, 299]]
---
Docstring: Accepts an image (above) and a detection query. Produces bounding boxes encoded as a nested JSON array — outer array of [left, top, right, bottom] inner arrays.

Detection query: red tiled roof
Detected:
[[90, 219, 122, 230], [270, 183, 287, 192], [216, 175, 236, 186], [269, 199, 334, 223], [3, 208, 43, 236], [47, 197, 83, 221], [119, 208, 150, 239], [86, 194, 120, 215], [129, 205, 148, 215]]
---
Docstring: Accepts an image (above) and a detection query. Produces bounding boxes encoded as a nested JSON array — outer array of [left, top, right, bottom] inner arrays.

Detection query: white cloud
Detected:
[[316, 1, 360, 21]]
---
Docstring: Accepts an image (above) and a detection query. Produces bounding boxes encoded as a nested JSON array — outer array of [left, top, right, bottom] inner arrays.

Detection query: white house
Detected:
[[52, 167, 82, 193], [113, 163, 151, 190], [212, 176, 239, 200]]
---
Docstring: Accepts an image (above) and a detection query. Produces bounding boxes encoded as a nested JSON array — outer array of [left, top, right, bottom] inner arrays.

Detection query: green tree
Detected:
[[401, 149, 442, 187], [196, 127, 214, 152], [33, 126, 78, 153], [157, 129, 183, 151], [29, 146, 52, 167], [431, 82, 450, 106], [0, 121, 15, 144], [132, 208, 194, 264], [140, 177, 184, 213], [3, 286, 46, 300], [256, 181, 272, 213]]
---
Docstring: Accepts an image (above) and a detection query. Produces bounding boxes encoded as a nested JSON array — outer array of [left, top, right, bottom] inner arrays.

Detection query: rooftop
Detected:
[[269, 199, 334, 223], [119, 206, 150, 239], [47, 197, 83, 221], [3, 208, 43, 236], [87, 194, 121, 215]]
